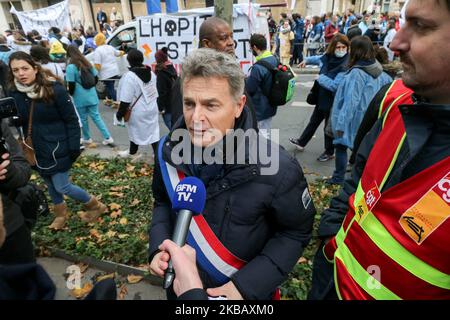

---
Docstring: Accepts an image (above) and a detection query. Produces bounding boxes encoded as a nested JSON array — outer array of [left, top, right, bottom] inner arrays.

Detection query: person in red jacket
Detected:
[[325, 15, 340, 44]]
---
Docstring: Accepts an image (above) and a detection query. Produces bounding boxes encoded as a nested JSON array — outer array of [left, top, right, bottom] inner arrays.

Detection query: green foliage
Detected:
[[32, 155, 153, 266]]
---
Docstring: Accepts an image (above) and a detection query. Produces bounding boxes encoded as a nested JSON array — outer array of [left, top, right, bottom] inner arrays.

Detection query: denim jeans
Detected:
[[77, 104, 111, 140], [103, 78, 117, 101], [41, 171, 91, 205], [298, 107, 334, 156], [330, 144, 348, 184]]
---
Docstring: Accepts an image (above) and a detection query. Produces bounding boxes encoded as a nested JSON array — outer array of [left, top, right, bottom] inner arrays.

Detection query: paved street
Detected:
[[84, 68, 334, 181]]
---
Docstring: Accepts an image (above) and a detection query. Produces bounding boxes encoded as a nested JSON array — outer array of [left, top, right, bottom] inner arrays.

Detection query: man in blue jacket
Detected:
[[246, 34, 279, 138]]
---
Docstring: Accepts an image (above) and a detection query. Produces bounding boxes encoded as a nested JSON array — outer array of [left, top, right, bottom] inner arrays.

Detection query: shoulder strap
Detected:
[[27, 100, 35, 138], [129, 92, 143, 111], [256, 59, 277, 73]]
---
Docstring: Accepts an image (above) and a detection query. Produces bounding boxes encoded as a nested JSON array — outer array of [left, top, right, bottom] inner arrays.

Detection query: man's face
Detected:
[[183, 77, 245, 147], [203, 23, 235, 55], [390, 0, 450, 103]]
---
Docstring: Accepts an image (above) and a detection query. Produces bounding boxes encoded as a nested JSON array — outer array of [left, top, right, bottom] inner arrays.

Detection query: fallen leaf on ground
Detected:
[[130, 199, 140, 207], [70, 283, 93, 299], [89, 229, 102, 239], [105, 230, 117, 238], [119, 218, 128, 225], [95, 273, 115, 283], [127, 274, 143, 284], [118, 234, 129, 239], [110, 210, 122, 219], [118, 284, 128, 300], [109, 203, 122, 210], [126, 165, 135, 172], [297, 257, 309, 264], [109, 192, 124, 198]]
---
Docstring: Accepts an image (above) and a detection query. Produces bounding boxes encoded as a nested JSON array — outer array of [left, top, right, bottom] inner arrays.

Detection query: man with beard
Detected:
[[309, 0, 450, 300]]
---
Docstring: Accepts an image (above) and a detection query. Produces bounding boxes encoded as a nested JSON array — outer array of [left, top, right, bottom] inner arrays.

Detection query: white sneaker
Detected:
[[102, 137, 115, 146], [117, 150, 130, 158], [81, 138, 93, 144]]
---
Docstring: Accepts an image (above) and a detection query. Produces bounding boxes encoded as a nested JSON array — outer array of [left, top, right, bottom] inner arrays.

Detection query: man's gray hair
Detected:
[[181, 48, 245, 102]]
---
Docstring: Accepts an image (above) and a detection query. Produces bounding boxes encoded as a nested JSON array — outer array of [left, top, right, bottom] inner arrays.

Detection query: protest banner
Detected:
[[10, 0, 71, 34]]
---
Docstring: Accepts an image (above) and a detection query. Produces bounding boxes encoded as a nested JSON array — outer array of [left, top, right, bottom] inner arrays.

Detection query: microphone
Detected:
[[163, 176, 206, 289]]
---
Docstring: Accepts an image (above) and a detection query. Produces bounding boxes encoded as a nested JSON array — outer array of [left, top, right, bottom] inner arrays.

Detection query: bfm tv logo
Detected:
[[175, 184, 197, 203]]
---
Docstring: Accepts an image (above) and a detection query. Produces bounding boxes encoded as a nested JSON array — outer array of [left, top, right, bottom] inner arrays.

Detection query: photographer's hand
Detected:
[[0, 153, 11, 180]]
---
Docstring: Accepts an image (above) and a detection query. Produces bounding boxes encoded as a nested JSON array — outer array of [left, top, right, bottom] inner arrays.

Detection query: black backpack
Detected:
[[79, 66, 96, 89], [255, 60, 296, 107]]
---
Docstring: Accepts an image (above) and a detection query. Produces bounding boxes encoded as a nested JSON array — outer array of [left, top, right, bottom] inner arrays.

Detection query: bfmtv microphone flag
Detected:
[[164, 177, 206, 289]]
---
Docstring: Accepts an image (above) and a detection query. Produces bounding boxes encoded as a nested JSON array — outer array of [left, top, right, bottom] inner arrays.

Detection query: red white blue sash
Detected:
[[158, 136, 247, 285]]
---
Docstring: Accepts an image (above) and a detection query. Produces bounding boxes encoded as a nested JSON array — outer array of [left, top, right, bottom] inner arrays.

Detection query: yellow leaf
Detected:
[[96, 273, 115, 283], [297, 257, 309, 264], [105, 231, 117, 238], [97, 164, 105, 171], [130, 199, 140, 207], [109, 203, 122, 210], [109, 192, 124, 198], [87, 143, 97, 149], [110, 210, 122, 219], [320, 188, 329, 197], [110, 186, 124, 192], [70, 283, 93, 299], [118, 233, 129, 239], [89, 229, 102, 239], [119, 218, 128, 225], [118, 284, 128, 300], [127, 274, 143, 284], [126, 164, 135, 172], [30, 174, 38, 180]]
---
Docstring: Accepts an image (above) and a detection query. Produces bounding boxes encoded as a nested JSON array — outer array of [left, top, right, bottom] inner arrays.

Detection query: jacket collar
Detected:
[[399, 102, 450, 159]]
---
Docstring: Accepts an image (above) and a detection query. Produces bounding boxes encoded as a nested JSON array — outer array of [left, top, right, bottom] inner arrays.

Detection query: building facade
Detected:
[[0, 0, 406, 35]]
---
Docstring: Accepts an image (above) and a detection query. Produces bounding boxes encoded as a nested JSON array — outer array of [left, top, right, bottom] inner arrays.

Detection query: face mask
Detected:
[[335, 50, 347, 58]]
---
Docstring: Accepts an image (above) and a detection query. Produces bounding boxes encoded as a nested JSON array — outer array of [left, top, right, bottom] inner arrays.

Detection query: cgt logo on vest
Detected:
[[175, 184, 198, 203], [400, 173, 450, 245]]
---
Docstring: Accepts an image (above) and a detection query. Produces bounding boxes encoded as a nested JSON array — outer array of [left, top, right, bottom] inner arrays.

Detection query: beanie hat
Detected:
[[94, 32, 106, 47], [50, 40, 66, 55], [155, 47, 168, 63]]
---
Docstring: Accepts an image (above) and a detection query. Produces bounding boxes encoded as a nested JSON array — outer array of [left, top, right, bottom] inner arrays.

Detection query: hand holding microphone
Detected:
[[163, 177, 206, 289]]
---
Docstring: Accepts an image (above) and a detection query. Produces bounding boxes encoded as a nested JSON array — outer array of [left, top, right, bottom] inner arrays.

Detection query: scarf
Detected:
[[14, 80, 42, 99], [280, 25, 291, 34]]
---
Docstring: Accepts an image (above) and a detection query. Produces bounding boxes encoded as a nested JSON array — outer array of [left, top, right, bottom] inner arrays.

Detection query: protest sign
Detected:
[[10, 0, 71, 34]]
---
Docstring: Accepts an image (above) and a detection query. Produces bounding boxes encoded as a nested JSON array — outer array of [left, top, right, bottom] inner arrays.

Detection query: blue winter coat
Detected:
[[245, 54, 279, 122], [9, 82, 81, 176], [293, 18, 305, 42], [331, 60, 392, 149]]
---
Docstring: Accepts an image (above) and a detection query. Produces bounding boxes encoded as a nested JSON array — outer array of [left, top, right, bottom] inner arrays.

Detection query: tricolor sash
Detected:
[[158, 136, 247, 286]]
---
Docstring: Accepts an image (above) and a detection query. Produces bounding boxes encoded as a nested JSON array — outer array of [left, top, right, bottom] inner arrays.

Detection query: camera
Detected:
[[0, 97, 19, 119]]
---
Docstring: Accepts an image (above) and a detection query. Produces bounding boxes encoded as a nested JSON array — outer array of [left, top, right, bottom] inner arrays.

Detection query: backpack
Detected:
[[256, 60, 296, 107], [79, 66, 96, 89]]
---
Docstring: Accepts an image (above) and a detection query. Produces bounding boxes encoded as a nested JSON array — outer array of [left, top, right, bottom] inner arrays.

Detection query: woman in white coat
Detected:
[[116, 49, 160, 161]]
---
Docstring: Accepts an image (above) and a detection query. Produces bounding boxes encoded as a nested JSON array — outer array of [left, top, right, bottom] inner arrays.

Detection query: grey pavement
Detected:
[[38, 257, 166, 300]]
